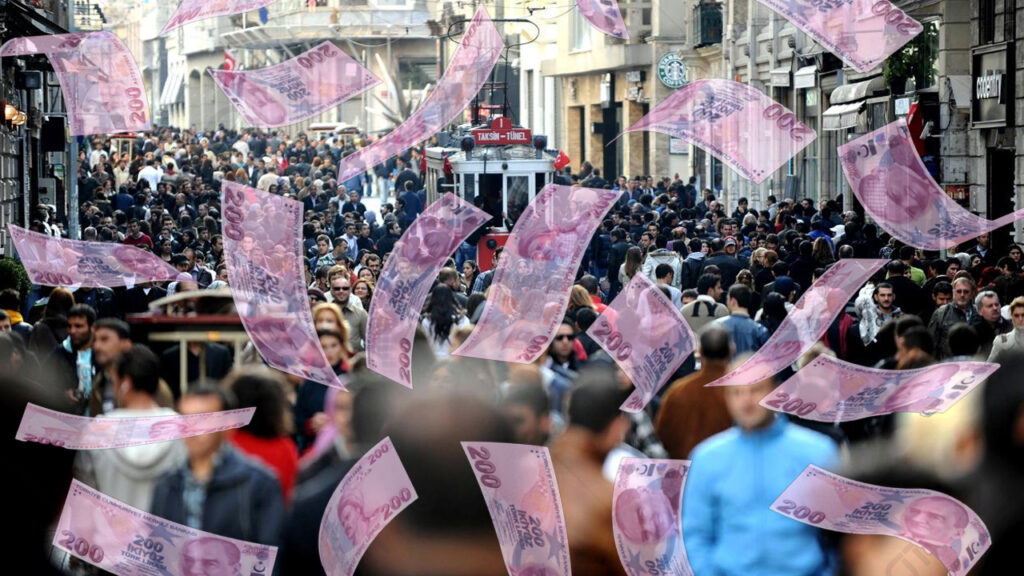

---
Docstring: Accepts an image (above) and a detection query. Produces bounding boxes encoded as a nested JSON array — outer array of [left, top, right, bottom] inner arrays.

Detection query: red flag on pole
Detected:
[[224, 50, 237, 71], [554, 149, 571, 171]]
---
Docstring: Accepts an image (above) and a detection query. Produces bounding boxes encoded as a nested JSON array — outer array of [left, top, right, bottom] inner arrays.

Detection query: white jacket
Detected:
[[74, 407, 186, 512]]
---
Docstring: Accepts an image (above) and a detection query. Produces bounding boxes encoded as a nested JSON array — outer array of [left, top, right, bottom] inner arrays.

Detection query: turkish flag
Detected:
[[224, 51, 237, 71], [554, 149, 570, 171]]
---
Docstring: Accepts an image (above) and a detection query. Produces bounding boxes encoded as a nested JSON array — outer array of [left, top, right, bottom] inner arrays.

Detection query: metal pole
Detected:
[[67, 4, 79, 239]]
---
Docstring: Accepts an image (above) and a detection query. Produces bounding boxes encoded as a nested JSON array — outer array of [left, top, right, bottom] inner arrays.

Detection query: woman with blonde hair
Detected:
[[312, 302, 352, 348], [568, 285, 597, 313]]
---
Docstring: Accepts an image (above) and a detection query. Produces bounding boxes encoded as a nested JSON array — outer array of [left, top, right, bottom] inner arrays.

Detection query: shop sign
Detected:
[[657, 53, 688, 89], [971, 43, 1013, 129]]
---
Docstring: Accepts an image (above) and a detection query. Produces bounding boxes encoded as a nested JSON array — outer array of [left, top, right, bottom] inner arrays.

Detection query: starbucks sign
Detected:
[[658, 53, 688, 89]]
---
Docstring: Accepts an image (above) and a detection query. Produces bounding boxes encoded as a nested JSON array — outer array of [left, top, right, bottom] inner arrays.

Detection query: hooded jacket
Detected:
[[74, 407, 186, 512]]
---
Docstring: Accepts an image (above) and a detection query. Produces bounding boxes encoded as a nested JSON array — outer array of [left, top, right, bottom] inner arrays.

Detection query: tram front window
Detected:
[[506, 176, 529, 227], [478, 173, 504, 228]]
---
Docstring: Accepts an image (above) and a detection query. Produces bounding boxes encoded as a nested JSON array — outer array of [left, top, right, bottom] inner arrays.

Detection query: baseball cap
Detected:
[[724, 236, 738, 247]]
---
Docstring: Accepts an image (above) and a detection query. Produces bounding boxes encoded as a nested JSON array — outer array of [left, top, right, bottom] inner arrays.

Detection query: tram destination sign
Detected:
[[472, 116, 532, 146]]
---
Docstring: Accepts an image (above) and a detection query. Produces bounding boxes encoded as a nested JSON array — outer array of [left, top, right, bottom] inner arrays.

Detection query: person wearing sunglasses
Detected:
[[545, 319, 580, 379], [328, 278, 366, 353]]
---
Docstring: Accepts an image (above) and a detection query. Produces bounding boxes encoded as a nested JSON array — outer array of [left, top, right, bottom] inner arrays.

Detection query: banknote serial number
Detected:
[[776, 500, 826, 524], [59, 530, 105, 563], [466, 445, 501, 488]]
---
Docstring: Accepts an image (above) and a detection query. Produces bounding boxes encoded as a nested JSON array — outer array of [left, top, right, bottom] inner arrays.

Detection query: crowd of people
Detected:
[[2, 123, 1023, 576]]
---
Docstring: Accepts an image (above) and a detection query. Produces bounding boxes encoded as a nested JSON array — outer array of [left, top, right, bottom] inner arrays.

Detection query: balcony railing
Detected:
[[693, 2, 723, 48]]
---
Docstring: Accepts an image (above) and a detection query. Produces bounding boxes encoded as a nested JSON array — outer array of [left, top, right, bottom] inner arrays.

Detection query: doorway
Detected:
[[987, 148, 1016, 250]]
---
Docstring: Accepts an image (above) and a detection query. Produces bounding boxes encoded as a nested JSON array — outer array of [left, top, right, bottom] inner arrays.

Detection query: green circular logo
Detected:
[[658, 53, 688, 89]]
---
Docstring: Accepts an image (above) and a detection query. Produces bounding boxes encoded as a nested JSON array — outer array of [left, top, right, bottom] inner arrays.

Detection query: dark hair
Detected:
[[67, 304, 97, 326], [759, 292, 788, 334], [226, 369, 289, 438], [900, 326, 934, 356], [886, 259, 907, 275], [44, 288, 75, 319], [899, 245, 916, 261], [697, 273, 719, 295], [465, 292, 486, 320], [727, 284, 753, 309], [93, 318, 131, 340], [932, 281, 953, 296], [182, 383, 237, 411], [948, 324, 979, 357], [0, 288, 22, 311], [501, 384, 549, 418], [423, 284, 462, 345], [113, 345, 160, 396], [575, 307, 598, 331], [578, 275, 599, 295], [655, 263, 674, 280], [699, 324, 731, 360], [566, 365, 629, 433], [875, 281, 895, 295], [771, 261, 789, 276]]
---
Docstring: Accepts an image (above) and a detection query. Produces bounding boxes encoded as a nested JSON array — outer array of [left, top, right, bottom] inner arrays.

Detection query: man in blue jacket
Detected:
[[151, 385, 283, 548], [682, 375, 839, 576]]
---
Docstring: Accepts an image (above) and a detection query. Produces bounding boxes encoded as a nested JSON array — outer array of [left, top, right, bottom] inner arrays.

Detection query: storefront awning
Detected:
[[159, 69, 185, 106], [770, 67, 790, 88], [822, 102, 864, 131], [794, 66, 817, 89], [829, 75, 886, 104], [947, 75, 971, 109], [7, 1, 68, 37]]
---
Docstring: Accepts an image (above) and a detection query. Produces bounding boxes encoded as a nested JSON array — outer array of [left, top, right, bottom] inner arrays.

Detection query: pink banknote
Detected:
[[706, 259, 884, 387], [366, 193, 488, 388], [9, 225, 178, 288], [619, 79, 814, 183], [841, 119, 1024, 250], [613, 459, 694, 576], [760, 356, 998, 422], [209, 42, 379, 128], [221, 181, 346, 389], [577, 0, 629, 39], [0, 32, 149, 136], [757, 0, 922, 73], [334, 6, 503, 184], [462, 442, 571, 576], [319, 437, 417, 576], [588, 274, 696, 413], [56, 479, 277, 575], [772, 465, 989, 576], [162, 0, 278, 34], [454, 184, 620, 364], [16, 403, 255, 450]]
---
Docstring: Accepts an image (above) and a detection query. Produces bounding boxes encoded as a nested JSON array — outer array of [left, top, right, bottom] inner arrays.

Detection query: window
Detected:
[[505, 176, 530, 225], [979, 0, 996, 43], [370, 0, 411, 8], [571, 10, 592, 52]]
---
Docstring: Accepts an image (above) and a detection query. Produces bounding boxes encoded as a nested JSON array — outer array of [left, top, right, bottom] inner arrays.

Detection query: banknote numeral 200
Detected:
[[590, 319, 633, 362], [125, 87, 147, 125], [21, 433, 66, 447], [776, 500, 826, 524], [381, 487, 413, 521], [368, 441, 391, 465], [517, 335, 551, 362], [764, 392, 817, 417], [59, 530, 105, 563], [870, 1, 923, 36], [762, 104, 814, 143], [398, 338, 413, 384], [466, 445, 501, 489], [298, 44, 338, 69]]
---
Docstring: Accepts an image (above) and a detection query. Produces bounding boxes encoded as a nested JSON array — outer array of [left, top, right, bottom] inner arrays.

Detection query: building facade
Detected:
[[0, 0, 70, 248]]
